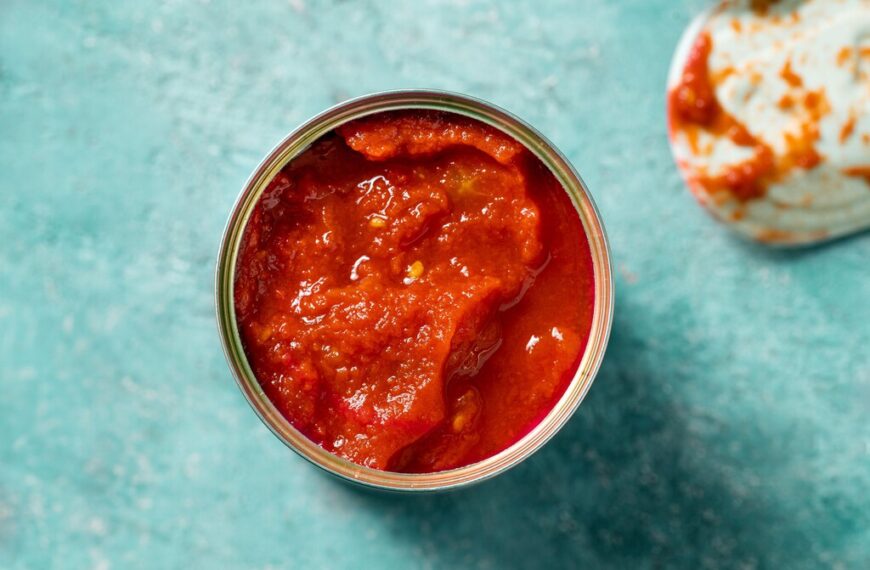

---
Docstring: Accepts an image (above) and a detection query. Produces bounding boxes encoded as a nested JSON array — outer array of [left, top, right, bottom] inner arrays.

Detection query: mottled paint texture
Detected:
[[0, 1, 868, 569]]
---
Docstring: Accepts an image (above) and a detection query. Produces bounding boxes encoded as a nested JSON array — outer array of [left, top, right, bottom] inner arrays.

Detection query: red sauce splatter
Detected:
[[669, 32, 720, 126], [708, 146, 776, 201], [779, 89, 829, 171], [837, 47, 853, 67], [779, 60, 803, 88], [235, 111, 595, 472], [750, 0, 781, 16], [839, 119, 855, 143], [669, 31, 830, 203], [843, 166, 870, 186], [669, 33, 774, 201], [756, 228, 827, 244]]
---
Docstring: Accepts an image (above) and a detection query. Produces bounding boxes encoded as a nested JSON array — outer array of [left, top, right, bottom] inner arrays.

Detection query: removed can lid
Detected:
[[667, 0, 870, 246]]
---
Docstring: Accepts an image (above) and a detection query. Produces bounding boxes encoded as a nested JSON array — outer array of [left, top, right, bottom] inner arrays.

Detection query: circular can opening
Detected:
[[215, 90, 614, 492]]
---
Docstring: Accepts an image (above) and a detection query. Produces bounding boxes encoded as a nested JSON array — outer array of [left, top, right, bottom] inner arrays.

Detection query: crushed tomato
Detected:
[[235, 111, 595, 472]]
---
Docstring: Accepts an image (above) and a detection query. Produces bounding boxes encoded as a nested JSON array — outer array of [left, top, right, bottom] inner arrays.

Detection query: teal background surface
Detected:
[[1, 1, 868, 568]]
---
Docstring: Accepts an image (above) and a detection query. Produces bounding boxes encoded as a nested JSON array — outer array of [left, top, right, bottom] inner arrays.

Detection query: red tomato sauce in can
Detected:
[[234, 110, 595, 472]]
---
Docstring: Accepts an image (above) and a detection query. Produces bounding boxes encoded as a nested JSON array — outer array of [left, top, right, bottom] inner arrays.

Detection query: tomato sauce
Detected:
[[668, 32, 832, 203], [668, 32, 777, 202], [234, 111, 595, 472]]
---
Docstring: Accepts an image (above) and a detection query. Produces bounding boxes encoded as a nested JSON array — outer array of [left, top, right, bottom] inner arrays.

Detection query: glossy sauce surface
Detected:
[[235, 111, 594, 472]]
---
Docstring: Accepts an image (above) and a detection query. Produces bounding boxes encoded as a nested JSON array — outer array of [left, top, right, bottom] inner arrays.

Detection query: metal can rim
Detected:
[[215, 89, 614, 492]]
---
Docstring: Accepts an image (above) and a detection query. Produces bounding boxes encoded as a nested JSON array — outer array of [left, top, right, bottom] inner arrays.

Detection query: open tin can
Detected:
[[215, 90, 614, 491]]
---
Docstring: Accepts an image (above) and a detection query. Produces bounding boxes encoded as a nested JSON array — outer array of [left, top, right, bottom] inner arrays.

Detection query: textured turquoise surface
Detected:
[[2, 1, 868, 568]]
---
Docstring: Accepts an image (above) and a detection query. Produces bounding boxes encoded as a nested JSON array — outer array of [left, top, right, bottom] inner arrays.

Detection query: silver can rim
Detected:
[[215, 89, 614, 492]]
